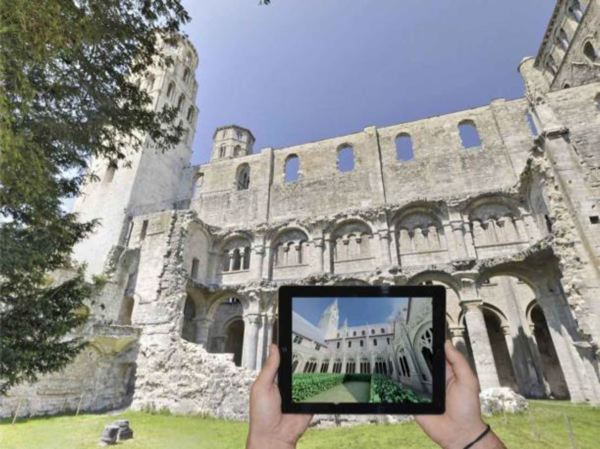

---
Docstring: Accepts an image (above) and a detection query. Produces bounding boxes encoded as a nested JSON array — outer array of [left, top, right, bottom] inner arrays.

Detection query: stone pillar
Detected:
[[242, 314, 261, 371], [324, 238, 333, 273], [449, 220, 468, 260], [378, 230, 392, 266], [538, 296, 591, 403], [262, 245, 272, 280], [313, 237, 325, 273], [266, 314, 275, 346], [255, 314, 268, 370], [514, 216, 529, 242], [462, 301, 501, 390], [527, 323, 552, 397], [252, 244, 264, 279], [193, 318, 213, 347]]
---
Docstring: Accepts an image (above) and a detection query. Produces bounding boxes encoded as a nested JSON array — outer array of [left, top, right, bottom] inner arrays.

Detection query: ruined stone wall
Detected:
[[189, 99, 535, 233]]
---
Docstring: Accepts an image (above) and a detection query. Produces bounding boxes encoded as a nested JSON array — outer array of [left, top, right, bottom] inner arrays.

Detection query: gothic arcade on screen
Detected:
[[291, 297, 433, 403]]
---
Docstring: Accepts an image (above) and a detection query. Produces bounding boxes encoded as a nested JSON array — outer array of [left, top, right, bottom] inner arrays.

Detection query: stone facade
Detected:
[[2, 0, 600, 420]]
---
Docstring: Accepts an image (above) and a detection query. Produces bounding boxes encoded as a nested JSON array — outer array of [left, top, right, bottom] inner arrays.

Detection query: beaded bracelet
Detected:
[[463, 424, 491, 449]]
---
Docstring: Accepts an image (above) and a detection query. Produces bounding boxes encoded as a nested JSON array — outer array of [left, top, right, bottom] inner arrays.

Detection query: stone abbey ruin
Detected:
[[1, 0, 600, 420]]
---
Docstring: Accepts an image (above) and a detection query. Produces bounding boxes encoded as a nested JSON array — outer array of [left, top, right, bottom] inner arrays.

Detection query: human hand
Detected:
[[415, 341, 506, 449], [246, 344, 313, 449]]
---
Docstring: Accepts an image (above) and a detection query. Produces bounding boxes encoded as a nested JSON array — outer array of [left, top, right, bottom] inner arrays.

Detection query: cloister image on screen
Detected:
[[291, 297, 433, 403]]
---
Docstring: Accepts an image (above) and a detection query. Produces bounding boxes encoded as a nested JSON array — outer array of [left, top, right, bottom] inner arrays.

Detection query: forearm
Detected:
[[472, 431, 506, 449]]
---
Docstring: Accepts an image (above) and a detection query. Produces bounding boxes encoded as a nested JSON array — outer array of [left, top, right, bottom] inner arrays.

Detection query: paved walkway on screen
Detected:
[[302, 381, 371, 402]]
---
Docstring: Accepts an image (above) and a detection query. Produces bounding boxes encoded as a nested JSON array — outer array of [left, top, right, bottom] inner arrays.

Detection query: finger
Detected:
[[254, 344, 280, 388], [444, 341, 477, 386]]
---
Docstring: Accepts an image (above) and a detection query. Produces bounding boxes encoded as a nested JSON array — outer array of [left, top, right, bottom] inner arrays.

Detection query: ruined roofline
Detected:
[[198, 97, 529, 165]]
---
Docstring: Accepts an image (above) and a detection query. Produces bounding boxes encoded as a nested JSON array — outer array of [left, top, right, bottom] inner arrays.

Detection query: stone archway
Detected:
[[224, 319, 245, 367], [207, 297, 244, 354], [530, 304, 569, 399], [182, 295, 196, 343]]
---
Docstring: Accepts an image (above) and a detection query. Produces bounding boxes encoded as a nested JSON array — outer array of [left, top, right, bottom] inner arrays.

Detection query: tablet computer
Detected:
[[278, 285, 446, 415]]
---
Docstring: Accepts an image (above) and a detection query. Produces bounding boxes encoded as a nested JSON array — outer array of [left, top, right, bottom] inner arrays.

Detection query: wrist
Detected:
[[246, 435, 296, 449], [442, 420, 488, 449]]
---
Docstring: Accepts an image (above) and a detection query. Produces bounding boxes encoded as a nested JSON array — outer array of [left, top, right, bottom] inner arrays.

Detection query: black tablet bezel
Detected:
[[278, 285, 446, 415]]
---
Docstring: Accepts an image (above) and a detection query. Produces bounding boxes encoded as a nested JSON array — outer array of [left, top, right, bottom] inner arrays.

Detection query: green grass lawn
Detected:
[[303, 381, 371, 402], [1, 401, 598, 449]]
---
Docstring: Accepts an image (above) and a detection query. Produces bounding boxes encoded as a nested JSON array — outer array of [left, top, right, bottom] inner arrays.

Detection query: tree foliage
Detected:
[[0, 0, 189, 393]]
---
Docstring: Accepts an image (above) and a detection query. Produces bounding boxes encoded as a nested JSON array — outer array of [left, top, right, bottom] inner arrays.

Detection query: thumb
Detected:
[[254, 344, 280, 388]]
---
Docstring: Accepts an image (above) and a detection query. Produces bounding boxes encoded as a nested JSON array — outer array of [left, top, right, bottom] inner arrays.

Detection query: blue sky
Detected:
[[293, 296, 409, 327], [181, 0, 555, 165]]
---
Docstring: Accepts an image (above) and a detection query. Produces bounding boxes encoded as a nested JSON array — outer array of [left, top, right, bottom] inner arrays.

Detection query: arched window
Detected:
[[337, 145, 355, 172], [234, 145, 241, 156], [236, 164, 250, 190], [395, 133, 414, 161], [146, 75, 155, 90], [219, 145, 226, 158], [458, 120, 482, 149], [292, 358, 299, 373], [563, 83, 571, 89], [284, 154, 300, 183], [583, 42, 598, 63], [166, 81, 175, 99], [557, 28, 569, 51], [177, 94, 185, 111], [183, 67, 191, 83], [568, 0, 583, 22], [242, 246, 251, 270], [232, 248, 241, 270], [191, 257, 199, 279], [192, 173, 204, 200], [186, 106, 195, 123], [526, 111, 538, 136]]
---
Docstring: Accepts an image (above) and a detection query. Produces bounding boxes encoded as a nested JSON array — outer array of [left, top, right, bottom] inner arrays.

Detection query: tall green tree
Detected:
[[0, 0, 189, 393]]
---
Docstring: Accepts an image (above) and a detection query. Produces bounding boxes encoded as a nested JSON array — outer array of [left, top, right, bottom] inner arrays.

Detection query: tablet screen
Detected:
[[279, 286, 445, 414]]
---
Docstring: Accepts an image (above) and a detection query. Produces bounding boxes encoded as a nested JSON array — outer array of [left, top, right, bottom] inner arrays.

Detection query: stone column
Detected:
[[313, 237, 325, 273], [449, 220, 468, 260], [194, 318, 214, 347], [255, 314, 268, 370], [266, 314, 275, 346], [526, 323, 552, 397], [378, 230, 392, 266], [462, 300, 501, 390], [251, 244, 265, 279], [242, 314, 261, 371], [537, 296, 589, 402], [324, 237, 333, 273]]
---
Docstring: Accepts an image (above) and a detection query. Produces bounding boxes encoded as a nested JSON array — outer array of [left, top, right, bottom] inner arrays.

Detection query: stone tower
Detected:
[[318, 299, 339, 339], [71, 36, 199, 277], [210, 125, 255, 161]]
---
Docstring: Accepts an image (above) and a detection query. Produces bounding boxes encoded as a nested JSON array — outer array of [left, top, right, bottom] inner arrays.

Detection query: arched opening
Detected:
[[292, 358, 300, 373], [191, 257, 199, 279], [337, 145, 355, 172], [557, 28, 569, 51], [458, 120, 482, 149], [331, 220, 373, 272], [236, 164, 250, 190], [568, 0, 583, 22], [395, 133, 414, 161], [224, 319, 244, 366], [182, 295, 196, 343], [207, 297, 244, 356], [421, 346, 433, 375], [191, 172, 204, 200], [166, 81, 175, 98], [187, 106, 195, 123], [177, 94, 185, 111], [531, 305, 569, 399], [284, 154, 300, 183], [183, 67, 191, 83], [483, 309, 518, 390], [234, 145, 242, 156], [221, 237, 252, 273], [583, 42, 598, 63], [272, 229, 309, 269], [219, 145, 226, 158]]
